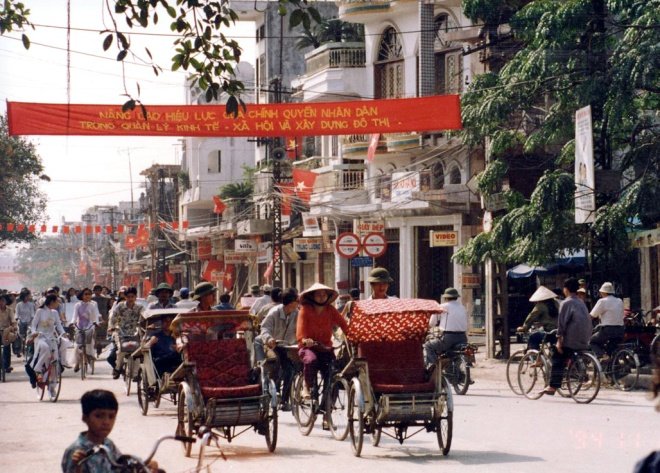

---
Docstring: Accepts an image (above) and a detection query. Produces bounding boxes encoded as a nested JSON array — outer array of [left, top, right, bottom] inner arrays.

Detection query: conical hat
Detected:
[[529, 285, 557, 302], [300, 283, 338, 305]]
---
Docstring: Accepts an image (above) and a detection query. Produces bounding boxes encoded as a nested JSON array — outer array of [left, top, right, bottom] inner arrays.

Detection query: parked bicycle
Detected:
[[441, 343, 477, 395]]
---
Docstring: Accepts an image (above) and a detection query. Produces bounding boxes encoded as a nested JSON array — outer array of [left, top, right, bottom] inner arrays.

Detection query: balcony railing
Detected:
[[305, 42, 366, 76]]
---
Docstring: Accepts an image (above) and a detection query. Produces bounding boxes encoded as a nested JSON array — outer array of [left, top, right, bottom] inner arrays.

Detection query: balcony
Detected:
[[310, 164, 369, 215], [293, 43, 368, 102], [341, 133, 421, 158]]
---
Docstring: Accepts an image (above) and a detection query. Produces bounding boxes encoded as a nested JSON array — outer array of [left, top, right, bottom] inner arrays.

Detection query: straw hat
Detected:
[[529, 285, 557, 302], [300, 283, 338, 305], [598, 282, 615, 294]]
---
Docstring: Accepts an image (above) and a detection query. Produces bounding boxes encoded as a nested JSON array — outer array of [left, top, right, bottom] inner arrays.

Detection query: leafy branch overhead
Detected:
[[1, 0, 324, 115], [455, 0, 660, 268]]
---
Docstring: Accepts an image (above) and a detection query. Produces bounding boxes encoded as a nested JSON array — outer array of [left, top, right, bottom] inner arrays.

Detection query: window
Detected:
[[207, 150, 221, 173], [375, 27, 404, 99], [434, 14, 462, 95], [449, 165, 461, 184], [432, 161, 445, 189]]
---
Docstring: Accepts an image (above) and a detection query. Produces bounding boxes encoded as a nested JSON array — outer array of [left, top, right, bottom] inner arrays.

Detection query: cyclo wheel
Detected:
[[326, 376, 350, 441], [176, 386, 194, 457], [451, 354, 470, 395], [371, 426, 382, 447], [347, 384, 364, 457], [137, 368, 150, 416], [291, 373, 315, 436], [611, 348, 639, 391], [437, 376, 453, 455], [506, 349, 526, 395], [567, 352, 601, 404], [264, 396, 278, 452], [517, 351, 547, 400]]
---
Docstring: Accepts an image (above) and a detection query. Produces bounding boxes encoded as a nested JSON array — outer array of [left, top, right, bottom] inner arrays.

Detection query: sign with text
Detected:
[[391, 171, 420, 202], [430, 230, 458, 247], [7, 96, 462, 137], [351, 256, 374, 268], [293, 237, 323, 252], [462, 273, 482, 288], [302, 213, 322, 237], [224, 250, 248, 264], [575, 105, 595, 224], [354, 219, 385, 238], [235, 239, 257, 253], [336, 233, 362, 258], [210, 270, 224, 282], [257, 242, 272, 264]]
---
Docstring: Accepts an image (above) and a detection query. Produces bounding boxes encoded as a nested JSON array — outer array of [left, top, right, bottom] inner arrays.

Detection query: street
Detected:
[[0, 348, 657, 473]]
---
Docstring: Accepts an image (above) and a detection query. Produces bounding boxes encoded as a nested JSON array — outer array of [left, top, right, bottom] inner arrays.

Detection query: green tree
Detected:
[[296, 18, 364, 50], [456, 0, 659, 270], [0, 114, 48, 246], [1, 0, 324, 115], [15, 235, 83, 290]]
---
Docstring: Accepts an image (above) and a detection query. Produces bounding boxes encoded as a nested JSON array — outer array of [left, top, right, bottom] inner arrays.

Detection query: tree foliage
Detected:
[[295, 18, 364, 50], [456, 0, 660, 267], [0, 114, 48, 246], [0, 0, 323, 115], [15, 236, 81, 290]]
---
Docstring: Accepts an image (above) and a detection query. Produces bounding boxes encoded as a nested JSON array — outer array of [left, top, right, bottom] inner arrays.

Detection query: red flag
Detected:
[[117, 224, 124, 234], [213, 195, 226, 214], [182, 221, 189, 229], [17, 224, 25, 232], [136, 227, 150, 248], [28, 224, 36, 233], [95, 225, 102, 234], [292, 168, 317, 203], [285, 136, 302, 160], [125, 234, 137, 250], [75, 226, 81, 234], [367, 133, 380, 162], [223, 264, 235, 291], [40, 224, 47, 232], [172, 221, 179, 230], [106, 225, 113, 234], [142, 279, 152, 297], [164, 271, 175, 286], [279, 184, 295, 216], [52, 225, 58, 233], [63, 225, 70, 234]]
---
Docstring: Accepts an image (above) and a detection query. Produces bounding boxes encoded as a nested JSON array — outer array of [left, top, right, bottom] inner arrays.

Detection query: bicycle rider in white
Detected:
[[29, 294, 66, 386], [72, 288, 100, 371]]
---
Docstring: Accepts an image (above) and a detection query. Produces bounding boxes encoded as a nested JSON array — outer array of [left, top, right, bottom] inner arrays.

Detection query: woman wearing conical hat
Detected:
[[516, 286, 559, 351], [296, 283, 349, 400]]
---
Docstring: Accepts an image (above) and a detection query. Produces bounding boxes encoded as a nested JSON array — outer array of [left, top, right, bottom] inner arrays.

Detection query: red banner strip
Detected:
[[7, 96, 462, 137]]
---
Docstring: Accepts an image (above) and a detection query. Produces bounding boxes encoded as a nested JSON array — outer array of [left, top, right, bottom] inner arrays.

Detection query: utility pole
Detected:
[[270, 76, 284, 287]]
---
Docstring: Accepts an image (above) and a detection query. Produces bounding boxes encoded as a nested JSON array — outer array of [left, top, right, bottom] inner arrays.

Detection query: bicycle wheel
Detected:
[[506, 349, 526, 395], [347, 384, 364, 457], [291, 373, 315, 435], [326, 376, 350, 441], [78, 349, 86, 380], [371, 426, 382, 447], [517, 351, 547, 400], [567, 352, 601, 404], [47, 363, 62, 402], [137, 369, 150, 416], [611, 348, 639, 391], [437, 376, 453, 455], [264, 396, 278, 452]]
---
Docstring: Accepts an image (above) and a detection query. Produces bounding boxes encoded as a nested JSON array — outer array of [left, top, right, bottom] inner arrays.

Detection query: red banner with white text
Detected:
[[7, 96, 461, 137]]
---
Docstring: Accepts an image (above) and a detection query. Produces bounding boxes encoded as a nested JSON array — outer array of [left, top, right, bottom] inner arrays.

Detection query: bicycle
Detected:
[[441, 343, 477, 395], [78, 434, 197, 473], [35, 334, 66, 402], [73, 324, 96, 380]]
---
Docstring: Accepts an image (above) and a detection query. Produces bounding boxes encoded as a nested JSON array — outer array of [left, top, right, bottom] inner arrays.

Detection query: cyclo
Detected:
[[134, 308, 191, 414], [340, 298, 454, 457], [172, 310, 278, 456]]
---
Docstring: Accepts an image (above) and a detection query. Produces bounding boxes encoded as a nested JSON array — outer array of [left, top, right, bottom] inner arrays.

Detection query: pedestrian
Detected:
[[296, 283, 349, 399], [0, 293, 18, 372], [516, 285, 559, 351], [65, 287, 79, 303], [250, 284, 272, 316], [542, 278, 592, 396], [214, 292, 235, 310], [175, 287, 198, 309], [191, 282, 217, 312], [589, 282, 625, 360], [423, 287, 468, 370], [149, 283, 175, 309]]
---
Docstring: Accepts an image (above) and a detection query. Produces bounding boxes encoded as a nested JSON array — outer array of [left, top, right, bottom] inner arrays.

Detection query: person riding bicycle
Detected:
[[516, 285, 559, 351], [542, 278, 592, 396], [107, 287, 144, 379], [256, 287, 299, 410], [296, 283, 349, 400], [423, 287, 467, 370], [589, 282, 625, 360], [71, 288, 100, 373], [14, 290, 35, 358], [28, 294, 66, 388]]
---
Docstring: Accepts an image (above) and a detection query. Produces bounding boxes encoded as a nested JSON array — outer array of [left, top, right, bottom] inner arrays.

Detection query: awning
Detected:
[[507, 264, 548, 279], [507, 251, 586, 279]]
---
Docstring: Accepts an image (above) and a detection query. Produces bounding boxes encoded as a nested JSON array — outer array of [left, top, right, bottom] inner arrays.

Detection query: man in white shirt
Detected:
[[589, 282, 624, 359], [250, 284, 273, 316], [175, 287, 198, 310], [423, 287, 468, 368]]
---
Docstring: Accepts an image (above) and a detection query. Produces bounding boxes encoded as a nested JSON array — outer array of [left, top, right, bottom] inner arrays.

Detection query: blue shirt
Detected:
[[61, 432, 120, 473], [213, 302, 235, 310]]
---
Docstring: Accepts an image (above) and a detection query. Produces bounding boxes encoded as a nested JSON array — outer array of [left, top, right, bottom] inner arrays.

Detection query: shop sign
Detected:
[[235, 239, 257, 253], [391, 171, 420, 202], [168, 264, 183, 274], [430, 230, 458, 247], [127, 264, 143, 274], [257, 242, 272, 264], [462, 273, 481, 288], [224, 250, 248, 264], [294, 237, 323, 252], [210, 270, 224, 282], [354, 219, 385, 238], [302, 213, 322, 237], [351, 256, 374, 268]]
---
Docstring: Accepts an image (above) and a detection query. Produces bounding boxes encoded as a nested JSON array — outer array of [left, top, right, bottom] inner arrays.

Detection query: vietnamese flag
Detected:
[[277, 184, 295, 216], [223, 264, 235, 291], [286, 136, 302, 160], [213, 195, 227, 214], [164, 271, 175, 286], [292, 168, 318, 203]]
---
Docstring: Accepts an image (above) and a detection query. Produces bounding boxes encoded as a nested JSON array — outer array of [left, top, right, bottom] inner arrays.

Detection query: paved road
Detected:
[[0, 350, 657, 473]]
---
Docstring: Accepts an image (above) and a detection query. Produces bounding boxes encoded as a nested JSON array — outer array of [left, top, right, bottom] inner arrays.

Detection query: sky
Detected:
[[0, 0, 256, 230]]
